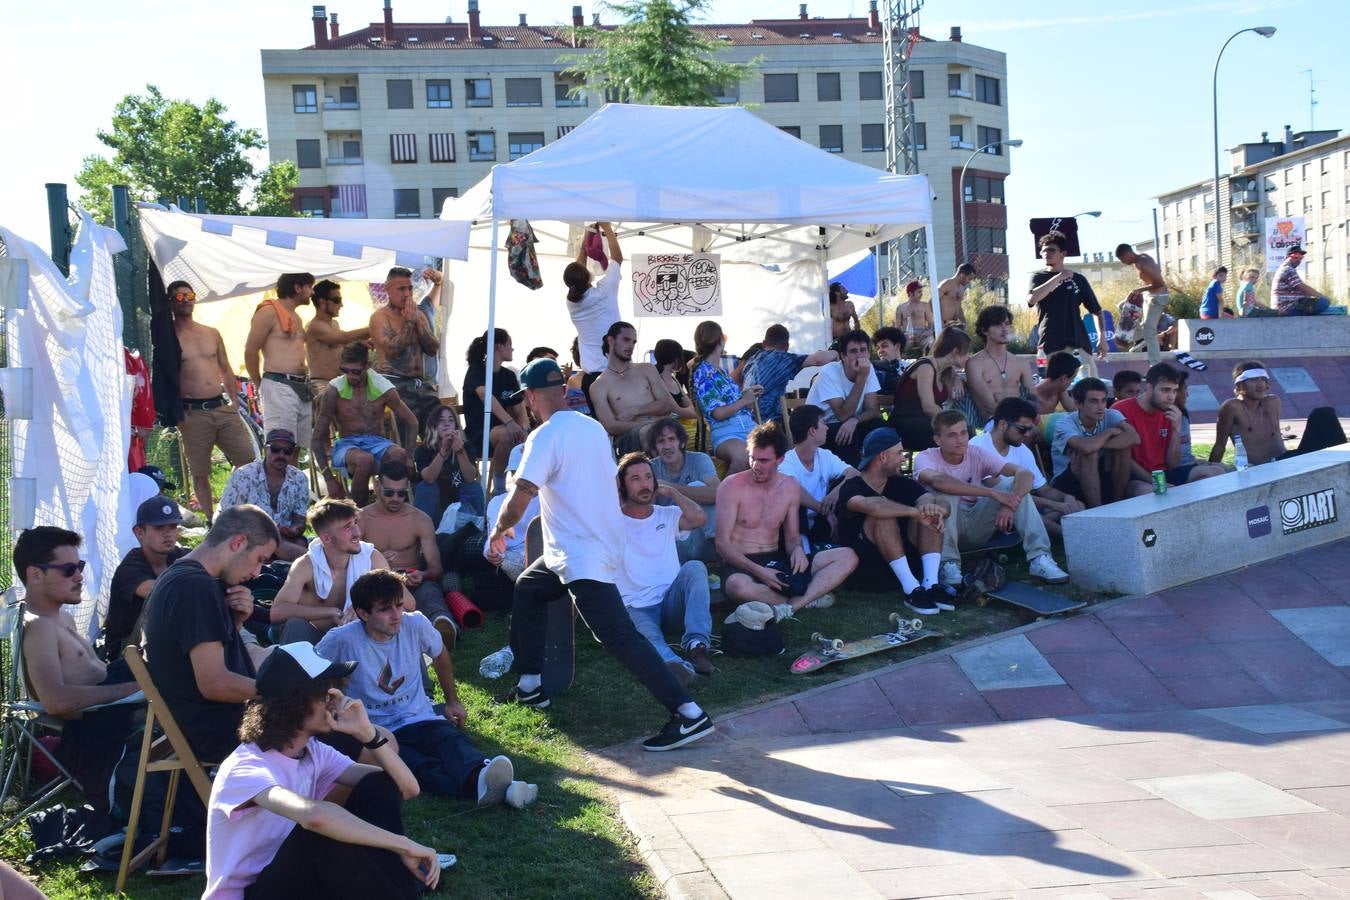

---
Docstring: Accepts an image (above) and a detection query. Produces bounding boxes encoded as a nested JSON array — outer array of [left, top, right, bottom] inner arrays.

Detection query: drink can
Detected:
[[1151, 470, 1166, 494]]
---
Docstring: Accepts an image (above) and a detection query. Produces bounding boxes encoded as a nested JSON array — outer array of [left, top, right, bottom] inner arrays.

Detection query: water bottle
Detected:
[[478, 645, 514, 679], [1233, 435, 1248, 471]]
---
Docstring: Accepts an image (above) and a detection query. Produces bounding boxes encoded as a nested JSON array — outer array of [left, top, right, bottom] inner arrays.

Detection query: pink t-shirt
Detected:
[[914, 444, 1008, 506], [204, 738, 353, 899]]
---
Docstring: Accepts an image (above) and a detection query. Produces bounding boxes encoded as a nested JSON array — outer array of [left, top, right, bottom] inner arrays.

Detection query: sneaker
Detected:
[[803, 593, 835, 610], [477, 755, 514, 807], [433, 615, 459, 652], [903, 588, 940, 615], [1028, 554, 1070, 584], [926, 585, 956, 612], [940, 561, 964, 587], [642, 710, 715, 751], [666, 658, 696, 688], [502, 684, 551, 709], [772, 602, 795, 622], [506, 781, 539, 809], [686, 643, 715, 676]]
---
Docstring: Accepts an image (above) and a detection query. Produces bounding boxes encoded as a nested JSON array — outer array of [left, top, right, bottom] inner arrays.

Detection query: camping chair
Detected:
[[116, 645, 217, 894], [780, 394, 807, 446]]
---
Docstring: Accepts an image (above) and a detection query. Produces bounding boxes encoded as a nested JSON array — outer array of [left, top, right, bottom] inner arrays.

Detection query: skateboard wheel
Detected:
[[909, 618, 923, 631], [810, 631, 824, 642], [888, 611, 902, 626], [831, 638, 844, 651]]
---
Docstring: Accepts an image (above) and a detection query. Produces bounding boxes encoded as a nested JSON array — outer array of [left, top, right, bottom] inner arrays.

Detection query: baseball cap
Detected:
[[136, 496, 183, 527], [255, 643, 357, 699], [137, 464, 177, 491], [1286, 244, 1306, 256], [857, 428, 903, 471], [264, 428, 297, 447], [510, 357, 565, 401]]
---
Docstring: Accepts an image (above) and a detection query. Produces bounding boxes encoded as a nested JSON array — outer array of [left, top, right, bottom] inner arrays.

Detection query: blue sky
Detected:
[[2, 0, 1345, 283]]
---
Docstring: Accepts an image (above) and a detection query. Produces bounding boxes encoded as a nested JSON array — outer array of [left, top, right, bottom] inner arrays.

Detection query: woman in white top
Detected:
[[562, 222, 624, 410]]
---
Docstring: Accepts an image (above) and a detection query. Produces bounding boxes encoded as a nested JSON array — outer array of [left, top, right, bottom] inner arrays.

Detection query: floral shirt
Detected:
[[219, 461, 309, 527], [693, 361, 754, 427]]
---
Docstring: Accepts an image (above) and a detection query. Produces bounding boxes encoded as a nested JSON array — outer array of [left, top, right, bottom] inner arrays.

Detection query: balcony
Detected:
[[949, 138, 975, 150], [948, 88, 973, 99], [323, 99, 360, 110], [322, 106, 361, 132], [326, 156, 363, 166], [1233, 218, 1261, 241], [1230, 188, 1261, 208]]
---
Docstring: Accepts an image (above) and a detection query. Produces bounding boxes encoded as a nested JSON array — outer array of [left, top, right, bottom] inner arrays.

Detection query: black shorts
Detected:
[[723, 551, 810, 597], [1052, 456, 1120, 504], [1165, 464, 1196, 486], [845, 530, 919, 594]]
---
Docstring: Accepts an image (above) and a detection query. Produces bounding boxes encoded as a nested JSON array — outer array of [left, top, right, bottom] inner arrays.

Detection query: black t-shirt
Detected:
[[143, 558, 255, 760], [462, 365, 523, 447], [833, 474, 925, 547], [1028, 270, 1101, 354], [103, 545, 188, 661], [414, 444, 466, 514]]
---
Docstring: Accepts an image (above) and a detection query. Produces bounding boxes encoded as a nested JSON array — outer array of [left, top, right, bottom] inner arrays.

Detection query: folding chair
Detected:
[[780, 394, 806, 446], [116, 645, 218, 894]]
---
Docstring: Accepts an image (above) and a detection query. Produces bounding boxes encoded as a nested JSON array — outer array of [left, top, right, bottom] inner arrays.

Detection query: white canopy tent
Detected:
[[438, 104, 940, 469]]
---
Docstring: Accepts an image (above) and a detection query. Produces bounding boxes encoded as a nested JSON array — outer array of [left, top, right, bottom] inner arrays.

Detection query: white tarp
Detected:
[[1, 214, 134, 639], [138, 207, 471, 302]]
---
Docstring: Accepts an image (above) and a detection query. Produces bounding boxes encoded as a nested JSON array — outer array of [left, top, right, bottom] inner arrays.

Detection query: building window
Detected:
[[977, 126, 1003, 152], [778, 125, 801, 139], [1204, 223, 1214, 239], [555, 77, 588, 107], [1191, 255, 1199, 270], [914, 122, 926, 150], [505, 78, 543, 107], [947, 73, 970, 97], [338, 85, 359, 106], [390, 133, 417, 163], [466, 78, 493, 107], [909, 70, 925, 99], [1163, 233, 1170, 248], [1303, 196, 1313, 213], [975, 75, 1000, 105], [709, 81, 739, 104], [1285, 201, 1293, 216], [298, 195, 326, 217], [859, 71, 882, 101], [328, 138, 361, 163], [1321, 157, 1330, 175], [818, 125, 843, 153], [1302, 163, 1310, 180], [296, 139, 322, 169], [963, 175, 1005, 203], [467, 131, 496, 161], [763, 73, 799, 103], [394, 189, 420, 218], [1176, 231, 1182, 245], [816, 72, 841, 102], [1321, 190, 1331, 209], [342, 140, 361, 160], [1188, 197, 1195, 212], [950, 123, 970, 148], [386, 79, 414, 109], [1203, 193, 1214, 211], [508, 131, 545, 160], [968, 226, 1007, 255], [1284, 168, 1293, 185], [293, 84, 317, 113], [426, 80, 452, 108], [1323, 224, 1332, 242], [1190, 226, 1197, 241], [432, 187, 459, 212], [429, 133, 456, 163], [860, 124, 884, 152]]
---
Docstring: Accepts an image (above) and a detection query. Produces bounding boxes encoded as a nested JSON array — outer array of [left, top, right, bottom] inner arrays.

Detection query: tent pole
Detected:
[[479, 217, 501, 505], [924, 223, 942, 340], [874, 246, 885, 329]]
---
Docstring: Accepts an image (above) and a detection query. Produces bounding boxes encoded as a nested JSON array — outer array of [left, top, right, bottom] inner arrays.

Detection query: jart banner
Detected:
[[1264, 216, 1306, 272], [631, 253, 722, 317]]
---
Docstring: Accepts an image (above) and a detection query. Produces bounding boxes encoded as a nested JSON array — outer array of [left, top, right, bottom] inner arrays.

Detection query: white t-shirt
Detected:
[[517, 410, 626, 583], [969, 432, 1046, 489], [779, 446, 851, 528], [485, 490, 538, 556], [568, 262, 623, 373], [205, 739, 352, 900], [616, 505, 684, 609], [806, 361, 881, 424]]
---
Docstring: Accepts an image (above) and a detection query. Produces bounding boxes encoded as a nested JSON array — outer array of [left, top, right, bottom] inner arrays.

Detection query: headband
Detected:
[[1235, 367, 1269, 384]]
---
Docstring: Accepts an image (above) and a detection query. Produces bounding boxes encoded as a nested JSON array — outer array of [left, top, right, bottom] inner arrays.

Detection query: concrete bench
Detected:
[[1063, 444, 1349, 597], [1179, 316, 1350, 356]]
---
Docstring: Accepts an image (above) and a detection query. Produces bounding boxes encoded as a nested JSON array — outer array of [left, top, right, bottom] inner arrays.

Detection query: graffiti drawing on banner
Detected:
[[1264, 217, 1307, 272], [632, 253, 722, 317]]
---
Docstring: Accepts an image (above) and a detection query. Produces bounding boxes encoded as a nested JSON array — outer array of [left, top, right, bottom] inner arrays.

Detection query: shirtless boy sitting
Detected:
[[1034, 351, 1080, 416], [1210, 360, 1284, 466], [714, 422, 857, 620], [590, 321, 677, 454], [966, 305, 1036, 424], [938, 263, 977, 330]]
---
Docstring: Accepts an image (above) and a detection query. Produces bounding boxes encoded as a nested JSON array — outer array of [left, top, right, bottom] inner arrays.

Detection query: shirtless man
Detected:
[[306, 278, 370, 395], [1210, 360, 1284, 466], [590, 321, 677, 454], [938, 263, 977, 329], [245, 272, 314, 452], [370, 266, 442, 446], [312, 342, 418, 504], [828, 282, 860, 345], [966, 305, 1036, 424], [714, 422, 857, 618], [357, 460, 457, 646], [894, 280, 935, 354], [1115, 242, 1170, 365], [168, 280, 257, 520]]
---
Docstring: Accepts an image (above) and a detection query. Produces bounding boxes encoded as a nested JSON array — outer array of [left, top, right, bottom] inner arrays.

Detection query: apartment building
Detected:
[[260, 2, 1011, 283], [1156, 126, 1349, 299]]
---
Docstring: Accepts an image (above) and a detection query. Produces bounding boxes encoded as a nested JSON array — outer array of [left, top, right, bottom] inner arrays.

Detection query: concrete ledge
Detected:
[[1063, 444, 1350, 596], [1179, 316, 1350, 354]]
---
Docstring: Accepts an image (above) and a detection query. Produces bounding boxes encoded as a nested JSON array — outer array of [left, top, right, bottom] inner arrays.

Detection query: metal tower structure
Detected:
[[881, 0, 925, 303]]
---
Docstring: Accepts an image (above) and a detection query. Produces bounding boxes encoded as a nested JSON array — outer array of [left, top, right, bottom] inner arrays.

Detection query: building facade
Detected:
[[1157, 126, 1348, 299], [260, 1, 1011, 284]]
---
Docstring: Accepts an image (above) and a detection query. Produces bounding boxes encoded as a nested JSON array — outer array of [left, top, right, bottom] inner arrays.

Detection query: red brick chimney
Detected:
[[330, 12, 340, 39], [383, 0, 395, 43], [467, 0, 481, 40], [572, 5, 583, 27], [799, 3, 808, 20], [312, 5, 329, 47], [867, 0, 880, 31]]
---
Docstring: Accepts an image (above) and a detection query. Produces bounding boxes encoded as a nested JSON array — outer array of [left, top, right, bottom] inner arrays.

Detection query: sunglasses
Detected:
[[1010, 423, 1036, 434], [381, 488, 409, 499], [172, 291, 197, 302], [340, 366, 366, 376], [36, 560, 86, 577], [268, 444, 297, 456], [323, 296, 343, 305]]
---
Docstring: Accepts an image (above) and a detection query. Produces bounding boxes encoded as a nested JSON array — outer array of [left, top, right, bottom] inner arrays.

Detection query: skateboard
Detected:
[[790, 613, 943, 674], [978, 581, 1085, 617], [960, 529, 1021, 563], [525, 516, 577, 697]]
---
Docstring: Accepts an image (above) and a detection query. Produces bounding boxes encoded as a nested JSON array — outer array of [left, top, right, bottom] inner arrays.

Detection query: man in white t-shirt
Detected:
[[970, 397, 1084, 539], [616, 453, 714, 683], [487, 359, 714, 752], [561, 222, 624, 409], [780, 404, 859, 550], [204, 642, 441, 900], [805, 329, 885, 466]]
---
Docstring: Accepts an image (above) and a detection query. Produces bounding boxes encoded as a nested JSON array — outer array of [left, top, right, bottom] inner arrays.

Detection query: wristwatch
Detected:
[[363, 730, 389, 751]]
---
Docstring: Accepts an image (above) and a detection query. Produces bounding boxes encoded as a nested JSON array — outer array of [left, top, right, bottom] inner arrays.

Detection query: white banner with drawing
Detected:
[[631, 253, 722, 317], [1264, 216, 1306, 272]]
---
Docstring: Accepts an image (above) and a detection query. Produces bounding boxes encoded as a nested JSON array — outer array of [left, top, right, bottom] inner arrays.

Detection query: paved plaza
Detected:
[[595, 541, 1350, 899]]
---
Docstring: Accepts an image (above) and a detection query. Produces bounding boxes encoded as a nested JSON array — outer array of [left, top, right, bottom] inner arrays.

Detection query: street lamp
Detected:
[[1072, 211, 1102, 219], [1213, 26, 1276, 267], [960, 138, 1023, 264]]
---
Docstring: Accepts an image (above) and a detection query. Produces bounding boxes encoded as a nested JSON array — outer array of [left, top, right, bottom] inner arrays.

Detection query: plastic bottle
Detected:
[[478, 646, 514, 679], [1233, 434, 1248, 471]]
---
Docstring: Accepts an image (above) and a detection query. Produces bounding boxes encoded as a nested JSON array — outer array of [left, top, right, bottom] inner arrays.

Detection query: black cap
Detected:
[[510, 357, 565, 401], [136, 496, 183, 527], [1285, 244, 1305, 255], [857, 428, 903, 471], [256, 643, 357, 699], [137, 465, 177, 491], [264, 428, 297, 447]]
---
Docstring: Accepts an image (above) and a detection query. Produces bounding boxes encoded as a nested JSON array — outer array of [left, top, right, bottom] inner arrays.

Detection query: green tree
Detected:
[[559, 0, 758, 106], [250, 160, 302, 217], [75, 84, 295, 221]]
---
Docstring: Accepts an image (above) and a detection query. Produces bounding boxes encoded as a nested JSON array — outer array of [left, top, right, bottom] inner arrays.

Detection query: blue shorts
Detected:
[[333, 433, 396, 472], [709, 411, 754, 451]]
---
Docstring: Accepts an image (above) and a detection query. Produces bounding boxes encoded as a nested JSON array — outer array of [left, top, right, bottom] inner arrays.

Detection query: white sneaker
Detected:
[[506, 781, 539, 809], [773, 602, 795, 622], [476, 755, 514, 807], [804, 593, 834, 610], [1029, 554, 1070, 584], [939, 561, 964, 587]]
